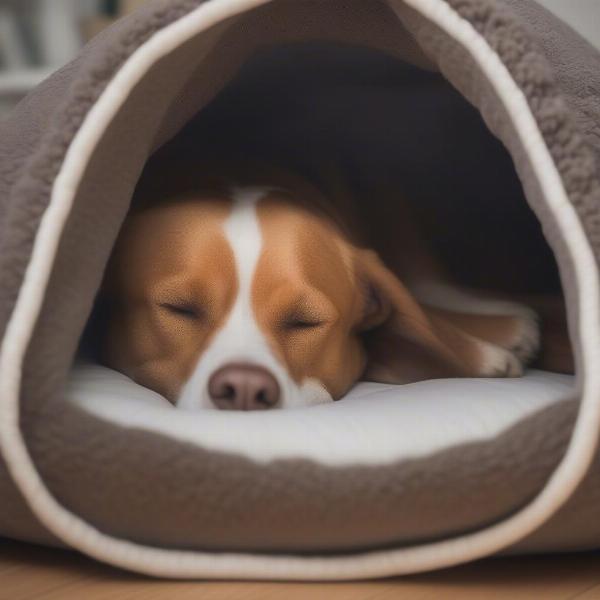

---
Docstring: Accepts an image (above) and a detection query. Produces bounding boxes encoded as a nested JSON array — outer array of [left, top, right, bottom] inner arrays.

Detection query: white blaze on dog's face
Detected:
[[104, 188, 371, 409]]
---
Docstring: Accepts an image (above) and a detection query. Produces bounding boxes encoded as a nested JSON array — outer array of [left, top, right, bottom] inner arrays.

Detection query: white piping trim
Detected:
[[0, 0, 599, 580]]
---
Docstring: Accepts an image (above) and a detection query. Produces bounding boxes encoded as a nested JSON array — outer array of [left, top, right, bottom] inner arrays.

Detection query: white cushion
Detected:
[[67, 363, 574, 467]]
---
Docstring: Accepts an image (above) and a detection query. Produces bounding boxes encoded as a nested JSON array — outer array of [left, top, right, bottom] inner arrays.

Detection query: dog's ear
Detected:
[[354, 249, 483, 383]]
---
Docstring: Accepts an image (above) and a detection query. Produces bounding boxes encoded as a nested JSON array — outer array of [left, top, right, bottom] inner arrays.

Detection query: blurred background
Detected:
[[0, 0, 598, 117], [0, 0, 145, 115]]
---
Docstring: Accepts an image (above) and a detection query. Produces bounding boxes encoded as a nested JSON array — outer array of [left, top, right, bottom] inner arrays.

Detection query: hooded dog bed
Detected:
[[1, 0, 600, 581]]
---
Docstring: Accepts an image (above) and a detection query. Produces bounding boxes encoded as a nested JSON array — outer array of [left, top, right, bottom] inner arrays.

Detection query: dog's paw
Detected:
[[479, 343, 524, 378], [505, 308, 540, 366]]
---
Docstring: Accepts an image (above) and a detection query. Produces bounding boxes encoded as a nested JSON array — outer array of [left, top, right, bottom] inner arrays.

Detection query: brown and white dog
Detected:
[[101, 162, 567, 411]]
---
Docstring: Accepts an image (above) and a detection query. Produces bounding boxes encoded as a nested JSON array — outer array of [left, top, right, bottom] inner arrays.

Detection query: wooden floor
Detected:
[[2, 539, 600, 600]]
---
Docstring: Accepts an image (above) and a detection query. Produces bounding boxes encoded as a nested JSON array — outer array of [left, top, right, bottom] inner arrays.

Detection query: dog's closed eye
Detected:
[[274, 290, 334, 334], [160, 301, 202, 320], [281, 315, 325, 331]]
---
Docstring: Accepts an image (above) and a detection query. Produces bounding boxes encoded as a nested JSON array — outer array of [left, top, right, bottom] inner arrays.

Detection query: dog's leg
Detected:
[[363, 305, 526, 382]]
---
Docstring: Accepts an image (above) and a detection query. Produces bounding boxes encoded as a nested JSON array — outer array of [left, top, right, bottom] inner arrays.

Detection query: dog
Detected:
[[101, 161, 570, 410]]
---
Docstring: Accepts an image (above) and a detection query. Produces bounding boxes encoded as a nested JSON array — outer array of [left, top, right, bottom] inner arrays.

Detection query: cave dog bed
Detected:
[[1, 0, 600, 580]]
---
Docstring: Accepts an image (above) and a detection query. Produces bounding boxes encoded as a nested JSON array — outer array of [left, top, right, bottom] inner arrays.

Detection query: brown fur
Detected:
[[103, 197, 237, 401]]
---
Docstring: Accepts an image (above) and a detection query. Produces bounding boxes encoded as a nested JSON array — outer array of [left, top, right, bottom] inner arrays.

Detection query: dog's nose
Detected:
[[208, 364, 280, 410]]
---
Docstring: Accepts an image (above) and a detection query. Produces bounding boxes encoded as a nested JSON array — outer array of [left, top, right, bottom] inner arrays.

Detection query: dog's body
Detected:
[[102, 162, 571, 410]]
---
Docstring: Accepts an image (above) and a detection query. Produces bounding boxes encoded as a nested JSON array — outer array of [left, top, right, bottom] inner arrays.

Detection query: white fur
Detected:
[[478, 342, 523, 377], [177, 187, 332, 410]]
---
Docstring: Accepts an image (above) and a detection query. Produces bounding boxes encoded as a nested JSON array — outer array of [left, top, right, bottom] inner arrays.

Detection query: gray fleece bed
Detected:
[[1, 0, 600, 581]]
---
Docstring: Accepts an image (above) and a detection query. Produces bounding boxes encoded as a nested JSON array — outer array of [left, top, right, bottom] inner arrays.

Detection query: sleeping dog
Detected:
[[101, 162, 563, 410]]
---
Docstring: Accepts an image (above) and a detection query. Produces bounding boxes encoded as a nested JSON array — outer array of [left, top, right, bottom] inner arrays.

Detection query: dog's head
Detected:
[[102, 185, 470, 410]]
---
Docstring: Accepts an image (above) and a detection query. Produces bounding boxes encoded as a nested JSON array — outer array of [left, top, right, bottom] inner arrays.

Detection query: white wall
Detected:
[[536, 0, 600, 49]]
